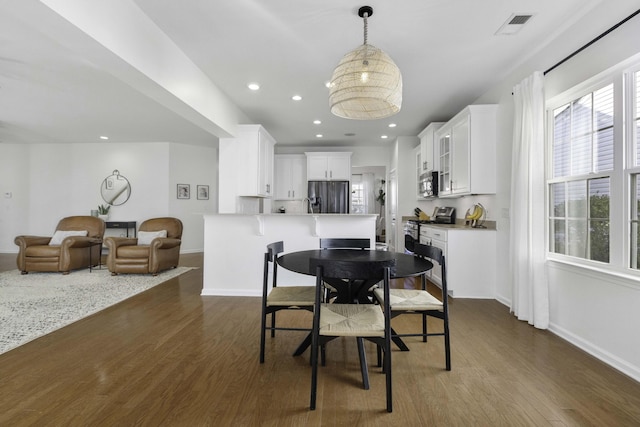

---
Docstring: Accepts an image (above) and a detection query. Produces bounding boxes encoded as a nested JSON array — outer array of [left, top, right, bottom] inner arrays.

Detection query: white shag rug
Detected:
[[0, 266, 194, 355]]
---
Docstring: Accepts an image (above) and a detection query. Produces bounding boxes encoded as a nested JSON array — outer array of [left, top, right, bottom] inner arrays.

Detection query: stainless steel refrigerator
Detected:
[[308, 181, 350, 213]]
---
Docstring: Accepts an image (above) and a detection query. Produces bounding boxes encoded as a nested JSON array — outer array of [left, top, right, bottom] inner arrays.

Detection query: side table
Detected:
[[106, 221, 137, 238]]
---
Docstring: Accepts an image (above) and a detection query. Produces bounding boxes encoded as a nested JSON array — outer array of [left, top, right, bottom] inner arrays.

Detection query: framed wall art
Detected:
[[197, 185, 209, 200], [177, 184, 190, 199]]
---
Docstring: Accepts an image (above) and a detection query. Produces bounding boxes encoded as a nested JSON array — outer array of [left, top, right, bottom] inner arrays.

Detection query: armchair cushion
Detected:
[[49, 230, 88, 246], [137, 230, 167, 245]]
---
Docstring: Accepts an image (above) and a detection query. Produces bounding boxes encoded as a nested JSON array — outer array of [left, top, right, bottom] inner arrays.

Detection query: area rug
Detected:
[[0, 266, 195, 355]]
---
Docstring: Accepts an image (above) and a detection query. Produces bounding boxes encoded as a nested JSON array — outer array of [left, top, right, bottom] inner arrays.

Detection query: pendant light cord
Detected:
[[363, 12, 368, 45]]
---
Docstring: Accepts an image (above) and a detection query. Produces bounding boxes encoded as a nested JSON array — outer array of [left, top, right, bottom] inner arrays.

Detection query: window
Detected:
[[548, 84, 613, 263], [547, 59, 640, 273], [630, 70, 640, 268], [351, 176, 365, 214]]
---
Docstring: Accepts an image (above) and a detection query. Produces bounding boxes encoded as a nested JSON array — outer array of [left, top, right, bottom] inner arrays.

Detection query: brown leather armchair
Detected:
[[15, 216, 105, 274], [105, 217, 183, 276]]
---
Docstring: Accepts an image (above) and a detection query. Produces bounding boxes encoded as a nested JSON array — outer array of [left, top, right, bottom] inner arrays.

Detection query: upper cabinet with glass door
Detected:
[[436, 105, 498, 197]]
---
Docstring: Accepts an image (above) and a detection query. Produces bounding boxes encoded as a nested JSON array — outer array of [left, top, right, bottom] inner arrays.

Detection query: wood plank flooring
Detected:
[[1, 252, 639, 426]]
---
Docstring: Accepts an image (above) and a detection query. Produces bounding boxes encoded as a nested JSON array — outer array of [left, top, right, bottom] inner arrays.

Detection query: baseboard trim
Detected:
[[549, 322, 640, 383]]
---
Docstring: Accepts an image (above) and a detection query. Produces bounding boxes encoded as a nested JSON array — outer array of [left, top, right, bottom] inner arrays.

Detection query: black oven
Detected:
[[404, 221, 419, 254]]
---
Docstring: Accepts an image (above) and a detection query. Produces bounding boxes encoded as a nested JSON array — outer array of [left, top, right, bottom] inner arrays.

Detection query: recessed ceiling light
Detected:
[[388, 123, 397, 128], [313, 120, 322, 125], [316, 134, 323, 138], [292, 95, 302, 101], [381, 135, 388, 139], [325, 81, 332, 88], [99, 136, 109, 140], [247, 83, 260, 91]]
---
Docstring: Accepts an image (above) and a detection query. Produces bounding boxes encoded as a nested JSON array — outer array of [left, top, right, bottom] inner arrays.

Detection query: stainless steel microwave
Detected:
[[418, 171, 438, 198]]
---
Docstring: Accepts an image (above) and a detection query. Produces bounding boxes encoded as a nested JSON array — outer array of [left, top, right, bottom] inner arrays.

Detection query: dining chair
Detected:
[[260, 241, 315, 363], [373, 242, 451, 371], [319, 238, 371, 302], [309, 257, 395, 413]]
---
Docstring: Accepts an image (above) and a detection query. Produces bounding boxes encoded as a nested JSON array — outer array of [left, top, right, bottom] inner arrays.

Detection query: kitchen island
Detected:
[[202, 214, 377, 296]]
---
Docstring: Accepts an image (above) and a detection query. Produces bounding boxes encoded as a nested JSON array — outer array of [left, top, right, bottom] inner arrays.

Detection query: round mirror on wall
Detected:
[[101, 170, 131, 206]]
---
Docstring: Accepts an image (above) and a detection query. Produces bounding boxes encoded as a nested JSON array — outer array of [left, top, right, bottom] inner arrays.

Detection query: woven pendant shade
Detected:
[[329, 6, 402, 120]]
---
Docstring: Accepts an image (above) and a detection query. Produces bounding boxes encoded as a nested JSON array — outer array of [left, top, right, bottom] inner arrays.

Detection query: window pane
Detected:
[[551, 219, 566, 254], [637, 119, 640, 166], [572, 94, 592, 137], [633, 221, 640, 269], [571, 134, 592, 175], [568, 180, 587, 218], [594, 127, 614, 171], [567, 219, 587, 258], [550, 183, 565, 216], [553, 104, 571, 177], [594, 84, 614, 130], [636, 175, 640, 221], [590, 220, 609, 262], [636, 72, 640, 166], [589, 177, 610, 219], [631, 175, 640, 269]]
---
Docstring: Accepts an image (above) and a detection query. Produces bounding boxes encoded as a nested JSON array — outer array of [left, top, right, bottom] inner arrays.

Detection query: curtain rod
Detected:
[[544, 8, 640, 75]]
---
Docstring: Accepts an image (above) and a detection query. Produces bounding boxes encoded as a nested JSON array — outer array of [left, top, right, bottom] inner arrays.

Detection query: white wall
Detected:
[[473, 2, 640, 381], [0, 144, 30, 252], [169, 143, 218, 252], [0, 141, 217, 253]]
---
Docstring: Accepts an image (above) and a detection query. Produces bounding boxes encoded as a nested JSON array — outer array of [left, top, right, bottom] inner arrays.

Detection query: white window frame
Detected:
[[545, 54, 640, 279]]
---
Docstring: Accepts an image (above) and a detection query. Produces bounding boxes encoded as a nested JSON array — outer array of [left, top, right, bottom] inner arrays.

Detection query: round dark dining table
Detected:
[[277, 249, 433, 300], [277, 248, 433, 354]]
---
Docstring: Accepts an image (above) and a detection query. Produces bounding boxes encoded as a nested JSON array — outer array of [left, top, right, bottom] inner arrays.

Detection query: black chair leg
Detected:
[[357, 337, 370, 390], [444, 318, 451, 371], [422, 313, 427, 342], [259, 314, 267, 363], [270, 312, 276, 337], [310, 343, 318, 410], [385, 342, 392, 412]]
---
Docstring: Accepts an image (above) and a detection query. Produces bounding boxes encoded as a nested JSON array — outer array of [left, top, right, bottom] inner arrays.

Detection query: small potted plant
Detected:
[[97, 204, 111, 221]]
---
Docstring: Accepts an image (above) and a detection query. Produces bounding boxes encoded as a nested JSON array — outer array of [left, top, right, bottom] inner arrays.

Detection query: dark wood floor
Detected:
[[1, 253, 639, 426]]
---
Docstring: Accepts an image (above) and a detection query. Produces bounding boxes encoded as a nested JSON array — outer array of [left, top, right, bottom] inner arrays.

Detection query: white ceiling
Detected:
[[0, 0, 621, 147]]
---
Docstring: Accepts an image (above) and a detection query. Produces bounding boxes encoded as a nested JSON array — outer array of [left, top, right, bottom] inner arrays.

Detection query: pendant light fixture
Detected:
[[329, 6, 402, 120]]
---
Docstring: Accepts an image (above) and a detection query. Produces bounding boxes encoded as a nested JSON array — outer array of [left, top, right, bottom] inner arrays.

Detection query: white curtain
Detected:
[[509, 71, 549, 329], [362, 173, 376, 214]]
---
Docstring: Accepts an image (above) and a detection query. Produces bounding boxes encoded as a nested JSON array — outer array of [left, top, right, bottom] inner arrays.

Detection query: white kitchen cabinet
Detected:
[[436, 105, 497, 197], [419, 225, 496, 298], [418, 122, 444, 174], [219, 124, 276, 213], [414, 145, 422, 199], [305, 152, 352, 181], [274, 154, 306, 200]]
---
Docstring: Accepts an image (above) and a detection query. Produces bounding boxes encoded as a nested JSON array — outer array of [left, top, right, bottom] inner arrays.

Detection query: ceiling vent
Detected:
[[495, 13, 533, 35]]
